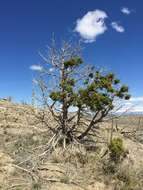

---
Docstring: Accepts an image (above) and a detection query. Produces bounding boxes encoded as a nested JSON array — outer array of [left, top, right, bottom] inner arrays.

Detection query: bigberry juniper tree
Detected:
[[33, 39, 130, 147]]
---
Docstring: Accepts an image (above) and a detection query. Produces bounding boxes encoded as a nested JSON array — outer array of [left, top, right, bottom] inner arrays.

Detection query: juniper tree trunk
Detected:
[[61, 63, 68, 135]]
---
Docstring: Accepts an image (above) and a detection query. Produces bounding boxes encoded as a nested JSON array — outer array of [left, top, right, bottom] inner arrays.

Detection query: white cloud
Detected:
[[118, 105, 143, 113], [111, 22, 125, 33], [30, 65, 43, 71], [121, 7, 131, 15], [116, 96, 143, 113], [49, 68, 54, 72], [131, 106, 143, 113], [75, 10, 108, 43], [129, 97, 143, 102]]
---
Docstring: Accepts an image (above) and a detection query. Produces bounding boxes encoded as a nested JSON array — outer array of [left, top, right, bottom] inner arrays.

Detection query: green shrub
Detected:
[[109, 138, 125, 163]]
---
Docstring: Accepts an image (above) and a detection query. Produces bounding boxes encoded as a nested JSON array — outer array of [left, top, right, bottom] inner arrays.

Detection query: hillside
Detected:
[[0, 100, 143, 190]]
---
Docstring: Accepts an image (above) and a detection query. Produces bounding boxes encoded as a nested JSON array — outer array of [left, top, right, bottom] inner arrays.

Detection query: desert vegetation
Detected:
[[33, 40, 130, 148], [0, 40, 143, 190]]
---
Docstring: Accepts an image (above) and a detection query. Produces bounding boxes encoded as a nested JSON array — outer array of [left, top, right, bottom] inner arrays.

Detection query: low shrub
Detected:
[[109, 137, 126, 163]]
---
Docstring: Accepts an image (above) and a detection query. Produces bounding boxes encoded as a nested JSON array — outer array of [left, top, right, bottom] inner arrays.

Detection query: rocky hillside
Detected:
[[0, 100, 143, 190]]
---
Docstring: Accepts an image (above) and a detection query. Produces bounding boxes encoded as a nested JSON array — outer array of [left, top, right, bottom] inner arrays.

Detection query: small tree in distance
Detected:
[[33, 39, 130, 148]]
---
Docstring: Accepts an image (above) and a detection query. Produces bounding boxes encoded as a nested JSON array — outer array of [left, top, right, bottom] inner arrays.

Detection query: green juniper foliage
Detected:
[[50, 67, 130, 111]]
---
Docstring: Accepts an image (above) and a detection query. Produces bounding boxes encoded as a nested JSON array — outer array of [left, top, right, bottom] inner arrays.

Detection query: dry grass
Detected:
[[0, 100, 143, 189]]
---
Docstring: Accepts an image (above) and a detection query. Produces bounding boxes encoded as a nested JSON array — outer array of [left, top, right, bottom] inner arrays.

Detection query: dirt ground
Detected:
[[0, 100, 143, 190]]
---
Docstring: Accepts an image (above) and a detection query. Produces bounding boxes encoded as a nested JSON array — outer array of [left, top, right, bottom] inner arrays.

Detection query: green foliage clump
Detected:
[[49, 91, 61, 101], [49, 57, 130, 116], [64, 57, 83, 68], [109, 138, 125, 163], [103, 139, 128, 176], [124, 94, 131, 100], [114, 78, 120, 84]]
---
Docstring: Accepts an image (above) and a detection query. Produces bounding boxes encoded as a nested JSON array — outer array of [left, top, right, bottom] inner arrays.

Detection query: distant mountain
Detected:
[[126, 112, 143, 116], [115, 111, 143, 116]]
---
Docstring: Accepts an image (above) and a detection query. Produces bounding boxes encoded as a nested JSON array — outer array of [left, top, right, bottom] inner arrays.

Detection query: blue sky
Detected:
[[0, 0, 143, 111]]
